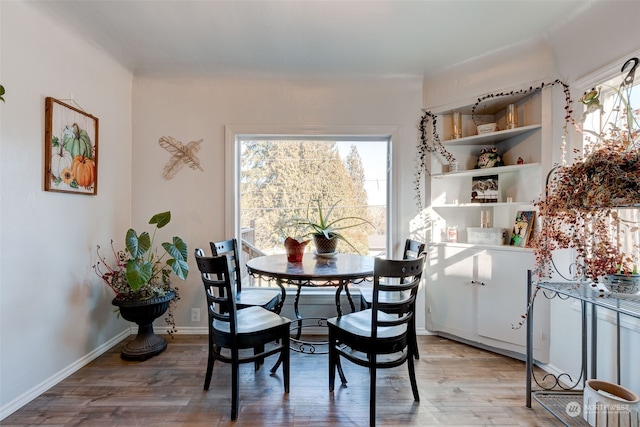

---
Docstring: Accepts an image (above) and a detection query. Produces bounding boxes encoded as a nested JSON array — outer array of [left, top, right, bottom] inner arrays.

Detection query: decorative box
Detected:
[[467, 227, 507, 245]]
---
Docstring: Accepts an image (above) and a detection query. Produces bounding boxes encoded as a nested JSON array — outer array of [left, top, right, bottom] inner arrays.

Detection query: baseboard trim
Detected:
[[0, 329, 131, 421]]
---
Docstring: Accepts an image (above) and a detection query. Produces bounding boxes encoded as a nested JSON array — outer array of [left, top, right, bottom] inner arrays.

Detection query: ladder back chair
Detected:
[[359, 238, 426, 359], [195, 250, 291, 421], [210, 238, 285, 313], [328, 255, 425, 427]]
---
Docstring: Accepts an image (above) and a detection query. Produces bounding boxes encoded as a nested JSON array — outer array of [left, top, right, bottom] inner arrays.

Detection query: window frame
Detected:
[[224, 124, 399, 256]]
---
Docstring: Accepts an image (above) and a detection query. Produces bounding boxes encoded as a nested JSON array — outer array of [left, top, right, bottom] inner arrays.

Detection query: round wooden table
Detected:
[[246, 253, 374, 318]]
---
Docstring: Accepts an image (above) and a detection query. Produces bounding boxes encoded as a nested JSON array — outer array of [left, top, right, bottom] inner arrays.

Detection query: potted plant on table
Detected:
[[294, 198, 373, 256], [530, 60, 640, 292], [94, 211, 189, 360]]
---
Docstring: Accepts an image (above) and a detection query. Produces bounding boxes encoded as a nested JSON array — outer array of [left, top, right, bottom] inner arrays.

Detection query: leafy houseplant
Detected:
[[94, 212, 189, 358], [295, 198, 372, 254], [530, 63, 639, 285]]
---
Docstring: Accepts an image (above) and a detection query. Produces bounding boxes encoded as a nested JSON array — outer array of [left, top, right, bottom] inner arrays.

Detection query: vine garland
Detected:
[[415, 79, 573, 211]]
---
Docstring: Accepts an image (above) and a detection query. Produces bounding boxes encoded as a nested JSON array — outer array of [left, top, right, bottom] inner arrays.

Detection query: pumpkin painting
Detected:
[[45, 97, 98, 194], [71, 155, 96, 188]]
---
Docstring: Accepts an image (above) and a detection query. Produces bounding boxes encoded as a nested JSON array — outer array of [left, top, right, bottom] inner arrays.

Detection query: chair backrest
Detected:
[[371, 256, 425, 341], [195, 249, 238, 335], [403, 239, 426, 260], [210, 239, 243, 294]]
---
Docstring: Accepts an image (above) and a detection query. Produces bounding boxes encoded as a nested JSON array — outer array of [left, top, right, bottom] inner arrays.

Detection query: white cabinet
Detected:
[[426, 243, 550, 362]]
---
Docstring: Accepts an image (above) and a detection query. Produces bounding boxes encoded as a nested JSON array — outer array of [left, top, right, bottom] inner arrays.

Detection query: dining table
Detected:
[[246, 252, 375, 384]]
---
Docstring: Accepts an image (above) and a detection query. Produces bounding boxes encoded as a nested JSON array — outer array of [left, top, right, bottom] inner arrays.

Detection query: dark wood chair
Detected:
[[194, 251, 291, 421], [210, 238, 285, 313], [328, 255, 425, 427], [359, 238, 425, 359]]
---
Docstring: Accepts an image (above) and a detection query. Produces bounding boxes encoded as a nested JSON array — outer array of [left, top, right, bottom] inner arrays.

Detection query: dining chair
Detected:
[[328, 255, 425, 427], [359, 238, 425, 359], [210, 238, 285, 314], [194, 251, 291, 421]]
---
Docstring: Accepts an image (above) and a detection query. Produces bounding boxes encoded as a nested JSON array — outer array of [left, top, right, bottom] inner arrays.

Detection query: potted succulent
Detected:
[[94, 211, 189, 360], [530, 67, 639, 291], [295, 198, 373, 255]]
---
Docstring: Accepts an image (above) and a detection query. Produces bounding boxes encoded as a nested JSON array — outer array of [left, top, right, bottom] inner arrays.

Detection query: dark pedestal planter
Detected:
[[112, 291, 175, 361]]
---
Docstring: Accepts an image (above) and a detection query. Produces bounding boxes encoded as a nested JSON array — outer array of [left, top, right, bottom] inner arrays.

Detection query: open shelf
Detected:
[[533, 391, 590, 426], [442, 124, 541, 146], [431, 162, 540, 179]]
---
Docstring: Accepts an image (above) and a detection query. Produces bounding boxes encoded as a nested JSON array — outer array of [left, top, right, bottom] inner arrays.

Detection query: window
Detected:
[[239, 137, 387, 257], [580, 69, 640, 273], [224, 125, 396, 287]]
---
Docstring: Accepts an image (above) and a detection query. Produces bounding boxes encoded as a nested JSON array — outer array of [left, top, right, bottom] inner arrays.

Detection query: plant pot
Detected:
[[112, 291, 175, 361], [603, 274, 640, 294], [313, 234, 338, 254], [284, 237, 309, 262]]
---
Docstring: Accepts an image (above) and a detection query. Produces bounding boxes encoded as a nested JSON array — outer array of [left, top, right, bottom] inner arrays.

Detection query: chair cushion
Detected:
[[214, 306, 290, 334], [236, 288, 281, 308], [327, 309, 407, 339]]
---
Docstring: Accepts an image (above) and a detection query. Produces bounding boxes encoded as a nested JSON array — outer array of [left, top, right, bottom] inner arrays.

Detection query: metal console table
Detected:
[[525, 270, 640, 426]]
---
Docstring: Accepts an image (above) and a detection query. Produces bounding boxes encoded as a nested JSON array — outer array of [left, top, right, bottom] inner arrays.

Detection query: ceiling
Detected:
[[31, 0, 598, 79]]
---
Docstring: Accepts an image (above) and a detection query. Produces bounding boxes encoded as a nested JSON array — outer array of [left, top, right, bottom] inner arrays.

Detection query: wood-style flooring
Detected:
[[2, 335, 561, 426]]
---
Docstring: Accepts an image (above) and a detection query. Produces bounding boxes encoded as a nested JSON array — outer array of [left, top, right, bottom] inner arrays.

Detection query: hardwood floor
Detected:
[[3, 335, 561, 426]]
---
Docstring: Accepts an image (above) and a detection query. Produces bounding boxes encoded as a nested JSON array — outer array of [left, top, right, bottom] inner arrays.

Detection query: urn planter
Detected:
[[112, 291, 175, 361]]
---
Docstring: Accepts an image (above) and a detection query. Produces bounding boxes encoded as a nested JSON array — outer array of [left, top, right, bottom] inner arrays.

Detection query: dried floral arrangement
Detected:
[[530, 58, 640, 281]]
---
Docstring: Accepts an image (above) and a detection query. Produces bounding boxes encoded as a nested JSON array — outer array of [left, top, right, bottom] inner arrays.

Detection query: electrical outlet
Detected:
[[191, 308, 200, 322]]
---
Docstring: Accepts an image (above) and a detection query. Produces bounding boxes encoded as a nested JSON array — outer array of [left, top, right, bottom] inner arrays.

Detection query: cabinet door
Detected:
[[426, 244, 480, 341], [476, 249, 549, 362]]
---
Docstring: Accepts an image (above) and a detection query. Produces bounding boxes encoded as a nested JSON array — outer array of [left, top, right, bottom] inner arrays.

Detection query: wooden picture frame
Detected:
[[510, 211, 536, 247], [44, 97, 98, 195]]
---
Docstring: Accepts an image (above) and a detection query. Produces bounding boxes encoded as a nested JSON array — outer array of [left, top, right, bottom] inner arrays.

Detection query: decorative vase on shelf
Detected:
[[112, 290, 175, 361], [284, 237, 309, 262], [313, 234, 338, 254]]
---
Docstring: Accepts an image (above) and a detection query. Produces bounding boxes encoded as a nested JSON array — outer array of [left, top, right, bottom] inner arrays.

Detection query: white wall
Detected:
[[130, 75, 424, 329], [0, 1, 133, 417], [422, 0, 640, 395]]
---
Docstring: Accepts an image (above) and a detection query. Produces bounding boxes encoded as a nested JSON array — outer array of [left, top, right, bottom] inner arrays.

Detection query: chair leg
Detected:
[[369, 355, 377, 427], [328, 329, 336, 392], [282, 333, 290, 393], [231, 352, 240, 420], [254, 344, 265, 370], [408, 351, 420, 402], [204, 344, 216, 390]]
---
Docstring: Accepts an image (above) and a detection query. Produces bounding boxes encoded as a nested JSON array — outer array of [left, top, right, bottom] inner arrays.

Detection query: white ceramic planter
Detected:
[[583, 379, 640, 427]]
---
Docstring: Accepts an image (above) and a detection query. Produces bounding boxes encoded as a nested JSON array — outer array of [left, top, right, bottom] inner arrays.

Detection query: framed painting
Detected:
[[471, 174, 499, 203], [510, 211, 536, 247], [44, 97, 99, 195]]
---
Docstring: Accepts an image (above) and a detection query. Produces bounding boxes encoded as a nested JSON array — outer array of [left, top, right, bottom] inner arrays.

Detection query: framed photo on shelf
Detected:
[[471, 174, 498, 203], [44, 97, 99, 195], [510, 211, 536, 247]]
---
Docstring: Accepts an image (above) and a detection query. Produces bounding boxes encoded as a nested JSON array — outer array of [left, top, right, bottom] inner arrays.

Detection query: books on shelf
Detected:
[[510, 211, 536, 247]]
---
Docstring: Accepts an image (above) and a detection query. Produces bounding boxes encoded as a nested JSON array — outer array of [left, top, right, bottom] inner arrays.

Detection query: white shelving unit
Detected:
[[425, 83, 553, 360]]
